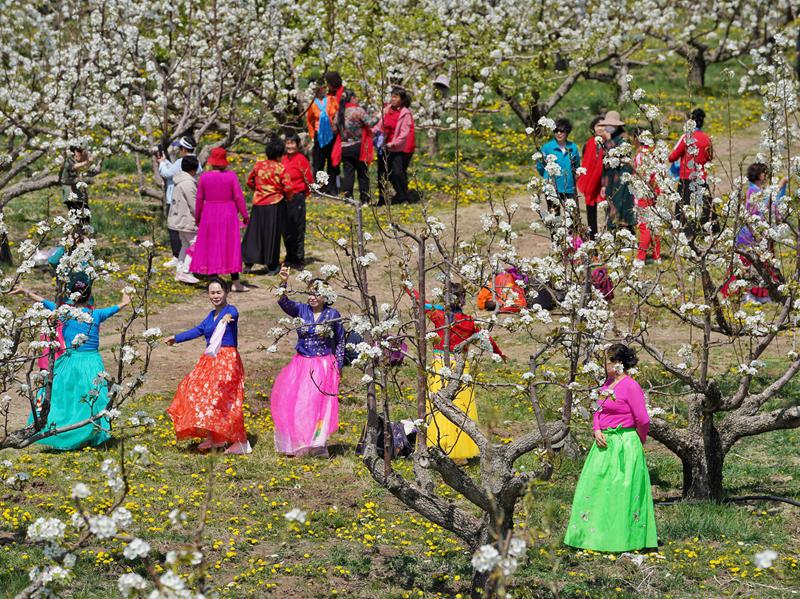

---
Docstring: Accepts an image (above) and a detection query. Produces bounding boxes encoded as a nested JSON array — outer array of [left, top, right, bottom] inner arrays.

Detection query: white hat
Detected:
[[433, 74, 450, 90], [172, 135, 196, 150]]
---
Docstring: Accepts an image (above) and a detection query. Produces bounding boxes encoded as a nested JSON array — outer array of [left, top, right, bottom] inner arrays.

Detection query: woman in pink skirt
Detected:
[[191, 147, 249, 292], [271, 267, 345, 457]]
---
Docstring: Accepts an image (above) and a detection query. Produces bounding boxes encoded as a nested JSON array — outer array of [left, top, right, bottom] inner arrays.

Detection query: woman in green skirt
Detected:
[[564, 344, 658, 552], [15, 275, 130, 450]]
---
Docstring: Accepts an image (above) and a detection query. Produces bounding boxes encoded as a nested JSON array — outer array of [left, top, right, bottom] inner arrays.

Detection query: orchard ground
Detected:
[[2, 101, 800, 597]]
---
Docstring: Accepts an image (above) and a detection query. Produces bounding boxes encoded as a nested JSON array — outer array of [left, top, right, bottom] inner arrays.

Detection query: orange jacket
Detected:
[[477, 272, 526, 313], [306, 95, 340, 142]]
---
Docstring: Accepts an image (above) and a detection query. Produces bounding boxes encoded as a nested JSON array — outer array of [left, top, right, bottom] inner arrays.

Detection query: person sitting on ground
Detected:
[[721, 162, 787, 304], [477, 267, 528, 313]]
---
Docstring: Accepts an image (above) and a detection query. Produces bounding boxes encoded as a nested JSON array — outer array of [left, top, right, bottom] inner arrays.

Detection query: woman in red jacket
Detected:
[[409, 283, 503, 462], [374, 87, 416, 204], [576, 116, 605, 239], [281, 132, 313, 268], [668, 108, 715, 234]]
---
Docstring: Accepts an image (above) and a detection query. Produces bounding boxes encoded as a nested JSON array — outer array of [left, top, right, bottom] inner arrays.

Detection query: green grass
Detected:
[[0, 56, 798, 598]]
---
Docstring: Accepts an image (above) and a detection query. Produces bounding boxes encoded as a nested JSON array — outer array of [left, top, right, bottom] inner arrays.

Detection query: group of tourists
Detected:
[[538, 107, 715, 265], [37, 84, 793, 558], [148, 72, 418, 290]]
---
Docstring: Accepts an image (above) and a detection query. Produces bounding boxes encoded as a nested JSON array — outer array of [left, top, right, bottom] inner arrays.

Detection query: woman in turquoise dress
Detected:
[[15, 275, 130, 450]]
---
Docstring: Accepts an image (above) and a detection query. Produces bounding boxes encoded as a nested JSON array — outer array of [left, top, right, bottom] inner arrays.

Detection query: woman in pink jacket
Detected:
[[374, 87, 416, 204], [190, 147, 250, 292]]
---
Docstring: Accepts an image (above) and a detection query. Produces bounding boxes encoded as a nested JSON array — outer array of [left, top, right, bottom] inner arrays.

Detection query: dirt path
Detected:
[[6, 120, 790, 429]]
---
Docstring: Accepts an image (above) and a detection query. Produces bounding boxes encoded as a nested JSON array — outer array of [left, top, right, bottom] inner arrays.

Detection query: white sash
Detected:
[[204, 316, 228, 357]]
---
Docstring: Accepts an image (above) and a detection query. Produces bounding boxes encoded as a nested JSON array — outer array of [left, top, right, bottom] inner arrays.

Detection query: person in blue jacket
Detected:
[[537, 118, 581, 221]]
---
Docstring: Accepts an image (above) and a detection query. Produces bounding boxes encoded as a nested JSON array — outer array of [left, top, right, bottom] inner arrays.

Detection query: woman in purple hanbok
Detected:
[[270, 267, 345, 457]]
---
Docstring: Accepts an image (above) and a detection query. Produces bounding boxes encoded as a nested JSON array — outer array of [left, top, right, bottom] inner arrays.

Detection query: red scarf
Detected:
[[331, 99, 374, 167], [577, 137, 604, 206]]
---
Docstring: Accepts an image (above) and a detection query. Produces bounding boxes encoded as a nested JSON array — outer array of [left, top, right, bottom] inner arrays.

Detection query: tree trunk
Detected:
[[687, 53, 706, 90], [682, 418, 724, 501], [427, 130, 439, 158], [469, 499, 515, 598]]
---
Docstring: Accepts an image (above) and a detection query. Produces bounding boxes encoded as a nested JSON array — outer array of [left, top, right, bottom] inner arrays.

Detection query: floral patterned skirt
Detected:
[[167, 346, 247, 444]]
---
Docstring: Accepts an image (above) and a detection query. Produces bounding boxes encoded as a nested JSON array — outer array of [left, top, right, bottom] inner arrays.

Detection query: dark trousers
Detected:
[[677, 178, 718, 235], [586, 204, 598, 239], [312, 138, 339, 194], [377, 151, 413, 203], [168, 227, 181, 258], [341, 144, 371, 203], [284, 193, 306, 265]]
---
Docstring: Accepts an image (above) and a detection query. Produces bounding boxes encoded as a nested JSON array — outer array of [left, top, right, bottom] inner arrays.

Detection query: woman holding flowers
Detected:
[[564, 344, 657, 552], [14, 274, 130, 450], [165, 277, 250, 454], [270, 267, 345, 457]]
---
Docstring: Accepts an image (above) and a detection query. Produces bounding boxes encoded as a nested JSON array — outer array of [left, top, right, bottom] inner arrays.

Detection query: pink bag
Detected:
[[37, 320, 65, 370]]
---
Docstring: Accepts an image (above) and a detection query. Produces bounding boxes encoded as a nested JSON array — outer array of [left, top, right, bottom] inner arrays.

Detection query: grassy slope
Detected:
[[1, 59, 799, 598]]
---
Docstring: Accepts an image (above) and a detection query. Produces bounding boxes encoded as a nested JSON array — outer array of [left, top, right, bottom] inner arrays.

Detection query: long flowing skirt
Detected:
[[564, 427, 658, 552], [167, 346, 247, 444], [190, 201, 243, 275], [30, 350, 111, 450], [426, 357, 479, 460], [241, 203, 285, 269], [271, 354, 339, 455]]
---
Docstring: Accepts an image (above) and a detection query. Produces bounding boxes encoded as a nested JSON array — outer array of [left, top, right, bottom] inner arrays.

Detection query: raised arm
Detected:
[[10, 287, 48, 304], [277, 266, 302, 317], [172, 315, 209, 344], [158, 158, 179, 179]]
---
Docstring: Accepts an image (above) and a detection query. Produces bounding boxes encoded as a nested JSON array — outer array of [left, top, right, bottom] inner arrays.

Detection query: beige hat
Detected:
[[599, 110, 625, 127]]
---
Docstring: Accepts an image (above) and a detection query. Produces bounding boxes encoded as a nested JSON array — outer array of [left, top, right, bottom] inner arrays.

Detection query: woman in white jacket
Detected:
[[168, 156, 200, 284]]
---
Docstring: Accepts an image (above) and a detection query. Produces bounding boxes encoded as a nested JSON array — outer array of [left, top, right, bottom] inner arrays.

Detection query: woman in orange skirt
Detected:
[[165, 277, 250, 454]]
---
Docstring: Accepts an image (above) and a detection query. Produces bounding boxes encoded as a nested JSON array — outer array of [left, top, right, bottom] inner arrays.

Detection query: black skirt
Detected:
[[241, 203, 285, 269]]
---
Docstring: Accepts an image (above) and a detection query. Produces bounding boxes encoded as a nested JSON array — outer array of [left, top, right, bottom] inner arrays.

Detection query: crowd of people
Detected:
[[31, 85, 792, 555], [539, 107, 716, 261]]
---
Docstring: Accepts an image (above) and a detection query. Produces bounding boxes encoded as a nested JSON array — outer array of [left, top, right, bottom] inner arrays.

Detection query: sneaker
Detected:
[[163, 257, 179, 268], [175, 271, 200, 284]]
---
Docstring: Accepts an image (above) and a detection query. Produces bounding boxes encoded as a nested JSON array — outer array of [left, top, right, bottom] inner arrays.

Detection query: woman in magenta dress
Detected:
[[564, 344, 657, 552], [190, 147, 249, 292], [270, 267, 345, 457]]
